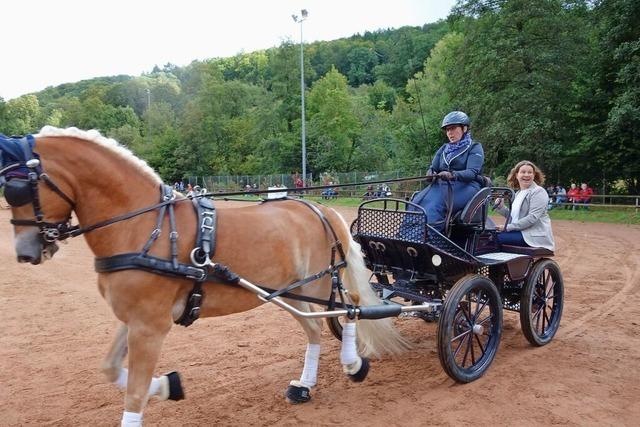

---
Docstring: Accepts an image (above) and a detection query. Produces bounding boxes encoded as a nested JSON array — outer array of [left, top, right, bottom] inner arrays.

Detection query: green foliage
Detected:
[[2, 95, 43, 134], [307, 68, 361, 173]]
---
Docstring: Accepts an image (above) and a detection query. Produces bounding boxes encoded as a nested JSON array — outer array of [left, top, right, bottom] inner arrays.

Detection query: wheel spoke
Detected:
[[535, 303, 542, 333], [452, 328, 472, 344], [545, 272, 555, 298], [476, 313, 493, 326], [473, 295, 488, 323], [461, 334, 472, 368], [532, 302, 544, 321], [469, 330, 477, 365], [461, 294, 473, 324], [543, 308, 551, 331], [474, 333, 486, 357]]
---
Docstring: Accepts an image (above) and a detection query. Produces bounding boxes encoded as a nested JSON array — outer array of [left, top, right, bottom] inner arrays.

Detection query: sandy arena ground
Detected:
[[1, 202, 639, 426]]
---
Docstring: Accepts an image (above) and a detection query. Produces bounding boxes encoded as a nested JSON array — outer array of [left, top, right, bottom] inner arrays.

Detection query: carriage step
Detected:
[[358, 304, 402, 319]]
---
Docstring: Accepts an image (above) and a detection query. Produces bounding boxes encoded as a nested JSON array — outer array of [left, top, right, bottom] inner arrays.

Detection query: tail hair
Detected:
[[341, 227, 411, 358]]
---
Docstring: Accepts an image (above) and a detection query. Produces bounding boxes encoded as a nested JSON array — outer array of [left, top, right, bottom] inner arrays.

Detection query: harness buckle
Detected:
[[189, 306, 201, 320], [186, 268, 207, 281], [150, 228, 161, 239], [188, 292, 202, 306], [201, 212, 215, 231], [169, 231, 179, 241], [190, 247, 211, 268], [42, 228, 60, 242]]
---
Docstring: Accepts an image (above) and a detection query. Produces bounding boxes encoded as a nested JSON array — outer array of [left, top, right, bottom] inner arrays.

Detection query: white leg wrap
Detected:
[[112, 368, 167, 400], [121, 411, 143, 427], [299, 343, 321, 388], [340, 322, 359, 366]]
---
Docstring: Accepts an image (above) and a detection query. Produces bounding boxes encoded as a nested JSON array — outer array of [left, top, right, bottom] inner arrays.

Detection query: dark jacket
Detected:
[[428, 141, 484, 183]]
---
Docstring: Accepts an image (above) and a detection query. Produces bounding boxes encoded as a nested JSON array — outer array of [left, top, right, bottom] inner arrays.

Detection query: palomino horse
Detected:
[[0, 127, 408, 426]]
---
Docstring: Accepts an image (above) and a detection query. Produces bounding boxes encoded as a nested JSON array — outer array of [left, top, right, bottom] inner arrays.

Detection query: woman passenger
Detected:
[[494, 160, 555, 251]]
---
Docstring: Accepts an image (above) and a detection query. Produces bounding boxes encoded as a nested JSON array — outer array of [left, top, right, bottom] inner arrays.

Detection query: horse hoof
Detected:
[[166, 371, 185, 401], [285, 381, 311, 404], [348, 357, 370, 383]]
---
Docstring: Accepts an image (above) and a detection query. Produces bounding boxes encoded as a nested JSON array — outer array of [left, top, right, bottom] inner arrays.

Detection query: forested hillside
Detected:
[[1, 0, 638, 192]]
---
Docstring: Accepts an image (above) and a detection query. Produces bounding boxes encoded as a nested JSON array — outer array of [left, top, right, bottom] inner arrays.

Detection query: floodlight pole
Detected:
[[293, 10, 308, 186]]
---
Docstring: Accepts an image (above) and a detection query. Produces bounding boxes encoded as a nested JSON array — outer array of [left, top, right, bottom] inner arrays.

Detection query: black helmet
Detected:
[[441, 111, 470, 129]]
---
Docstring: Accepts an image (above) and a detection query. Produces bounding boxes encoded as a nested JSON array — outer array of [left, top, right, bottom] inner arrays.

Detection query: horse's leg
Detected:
[[102, 323, 182, 402], [120, 322, 173, 427], [285, 301, 322, 404], [102, 323, 128, 382], [340, 318, 370, 382]]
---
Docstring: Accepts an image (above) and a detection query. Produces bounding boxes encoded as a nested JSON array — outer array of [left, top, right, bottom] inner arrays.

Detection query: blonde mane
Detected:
[[35, 126, 162, 184]]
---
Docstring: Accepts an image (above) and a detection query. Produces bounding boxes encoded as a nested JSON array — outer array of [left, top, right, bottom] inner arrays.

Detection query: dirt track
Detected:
[[1, 203, 639, 426]]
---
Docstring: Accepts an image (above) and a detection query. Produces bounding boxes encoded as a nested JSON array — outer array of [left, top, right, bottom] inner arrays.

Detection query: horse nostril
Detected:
[[17, 255, 40, 264]]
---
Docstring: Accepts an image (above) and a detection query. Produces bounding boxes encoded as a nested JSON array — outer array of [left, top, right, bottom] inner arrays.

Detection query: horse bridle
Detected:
[[1, 147, 78, 244]]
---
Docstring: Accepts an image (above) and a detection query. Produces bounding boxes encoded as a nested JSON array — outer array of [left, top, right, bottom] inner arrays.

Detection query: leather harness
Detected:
[[94, 190, 349, 326]]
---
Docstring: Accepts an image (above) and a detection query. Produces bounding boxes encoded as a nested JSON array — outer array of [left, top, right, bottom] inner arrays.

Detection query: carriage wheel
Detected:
[[520, 259, 564, 346], [326, 316, 343, 341], [437, 275, 503, 383]]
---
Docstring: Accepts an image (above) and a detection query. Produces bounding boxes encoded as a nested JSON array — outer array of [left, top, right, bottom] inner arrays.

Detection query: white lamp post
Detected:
[[292, 9, 308, 186]]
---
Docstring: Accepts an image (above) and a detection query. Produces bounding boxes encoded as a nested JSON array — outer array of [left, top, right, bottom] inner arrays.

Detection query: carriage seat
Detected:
[[500, 245, 554, 257]]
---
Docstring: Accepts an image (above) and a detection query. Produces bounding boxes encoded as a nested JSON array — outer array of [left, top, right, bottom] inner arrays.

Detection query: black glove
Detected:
[[437, 171, 455, 181]]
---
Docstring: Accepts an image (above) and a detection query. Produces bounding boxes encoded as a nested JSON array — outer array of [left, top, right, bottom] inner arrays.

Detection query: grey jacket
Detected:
[[496, 182, 555, 251]]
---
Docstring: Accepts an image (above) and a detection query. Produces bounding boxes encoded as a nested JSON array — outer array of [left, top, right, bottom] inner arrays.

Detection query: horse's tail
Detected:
[[340, 220, 411, 358]]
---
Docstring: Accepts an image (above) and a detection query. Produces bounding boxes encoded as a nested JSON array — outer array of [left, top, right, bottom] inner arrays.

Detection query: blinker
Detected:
[[4, 178, 32, 207]]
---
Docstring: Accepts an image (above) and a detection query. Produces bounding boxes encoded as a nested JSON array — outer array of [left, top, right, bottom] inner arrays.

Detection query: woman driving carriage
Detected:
[[411, 111, 485, 233], [494, 160, 555, 251]]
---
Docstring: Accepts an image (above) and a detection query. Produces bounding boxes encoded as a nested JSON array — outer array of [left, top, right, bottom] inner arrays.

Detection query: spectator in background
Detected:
[[566, 183, 580, 210], [555, 184, 567, 207], [546, 184, 557, 205], [294, 175, 304, 195], [578, 182, 594, 209]]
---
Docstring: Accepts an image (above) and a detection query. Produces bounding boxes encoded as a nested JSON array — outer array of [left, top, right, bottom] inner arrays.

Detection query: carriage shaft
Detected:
[[237, 278, 440, 320]]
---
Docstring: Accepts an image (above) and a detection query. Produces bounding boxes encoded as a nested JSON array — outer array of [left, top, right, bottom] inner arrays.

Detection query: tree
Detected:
[[400, 32, 465, 171], [307, 67, 361, 172], [596, 0, 640, 192], [3, 95, 42, 134], [449, 0, 591, 178]]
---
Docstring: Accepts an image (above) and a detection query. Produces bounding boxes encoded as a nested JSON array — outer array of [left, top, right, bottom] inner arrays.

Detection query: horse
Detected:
[[0, 127, 409, 426]]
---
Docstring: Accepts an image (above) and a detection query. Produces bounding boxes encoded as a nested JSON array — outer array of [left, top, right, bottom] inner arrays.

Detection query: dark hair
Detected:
[[507, 160, 546, 189]]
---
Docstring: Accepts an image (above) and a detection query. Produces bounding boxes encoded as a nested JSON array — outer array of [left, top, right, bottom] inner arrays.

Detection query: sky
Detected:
[[0, 0, 456, 101]]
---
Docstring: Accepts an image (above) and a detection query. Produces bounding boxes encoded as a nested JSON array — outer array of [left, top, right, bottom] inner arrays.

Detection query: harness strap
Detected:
[[94, 253, 353, 309], [262, 197, 348, 302], [95, 253, 208, 281], [141, 191, 169, 256], [263, 260, 347, 301], [190, 197, 217, 264]]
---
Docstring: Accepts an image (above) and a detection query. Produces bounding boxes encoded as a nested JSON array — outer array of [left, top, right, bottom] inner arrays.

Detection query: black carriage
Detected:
[[330, 186, 564, 383]]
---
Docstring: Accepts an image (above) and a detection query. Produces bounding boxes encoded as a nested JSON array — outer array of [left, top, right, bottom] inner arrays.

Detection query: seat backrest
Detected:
[[458, 187, 492, 225]]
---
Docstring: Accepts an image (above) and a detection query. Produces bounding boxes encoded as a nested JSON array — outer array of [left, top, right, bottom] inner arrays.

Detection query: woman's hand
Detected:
[[437, 171, 454, 181], [495, 224, 504, 232]]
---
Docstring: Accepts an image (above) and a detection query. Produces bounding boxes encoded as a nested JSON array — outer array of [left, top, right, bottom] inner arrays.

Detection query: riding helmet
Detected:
[[441, 111, 470, 129]]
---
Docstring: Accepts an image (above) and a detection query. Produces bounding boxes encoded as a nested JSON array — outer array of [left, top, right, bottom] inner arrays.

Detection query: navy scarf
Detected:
[[444, 132, 472, 163]]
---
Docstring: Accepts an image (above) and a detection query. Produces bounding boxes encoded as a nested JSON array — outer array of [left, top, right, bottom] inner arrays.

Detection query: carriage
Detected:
[[327, 185, 564, 383], [1, 128, 563, 425]]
